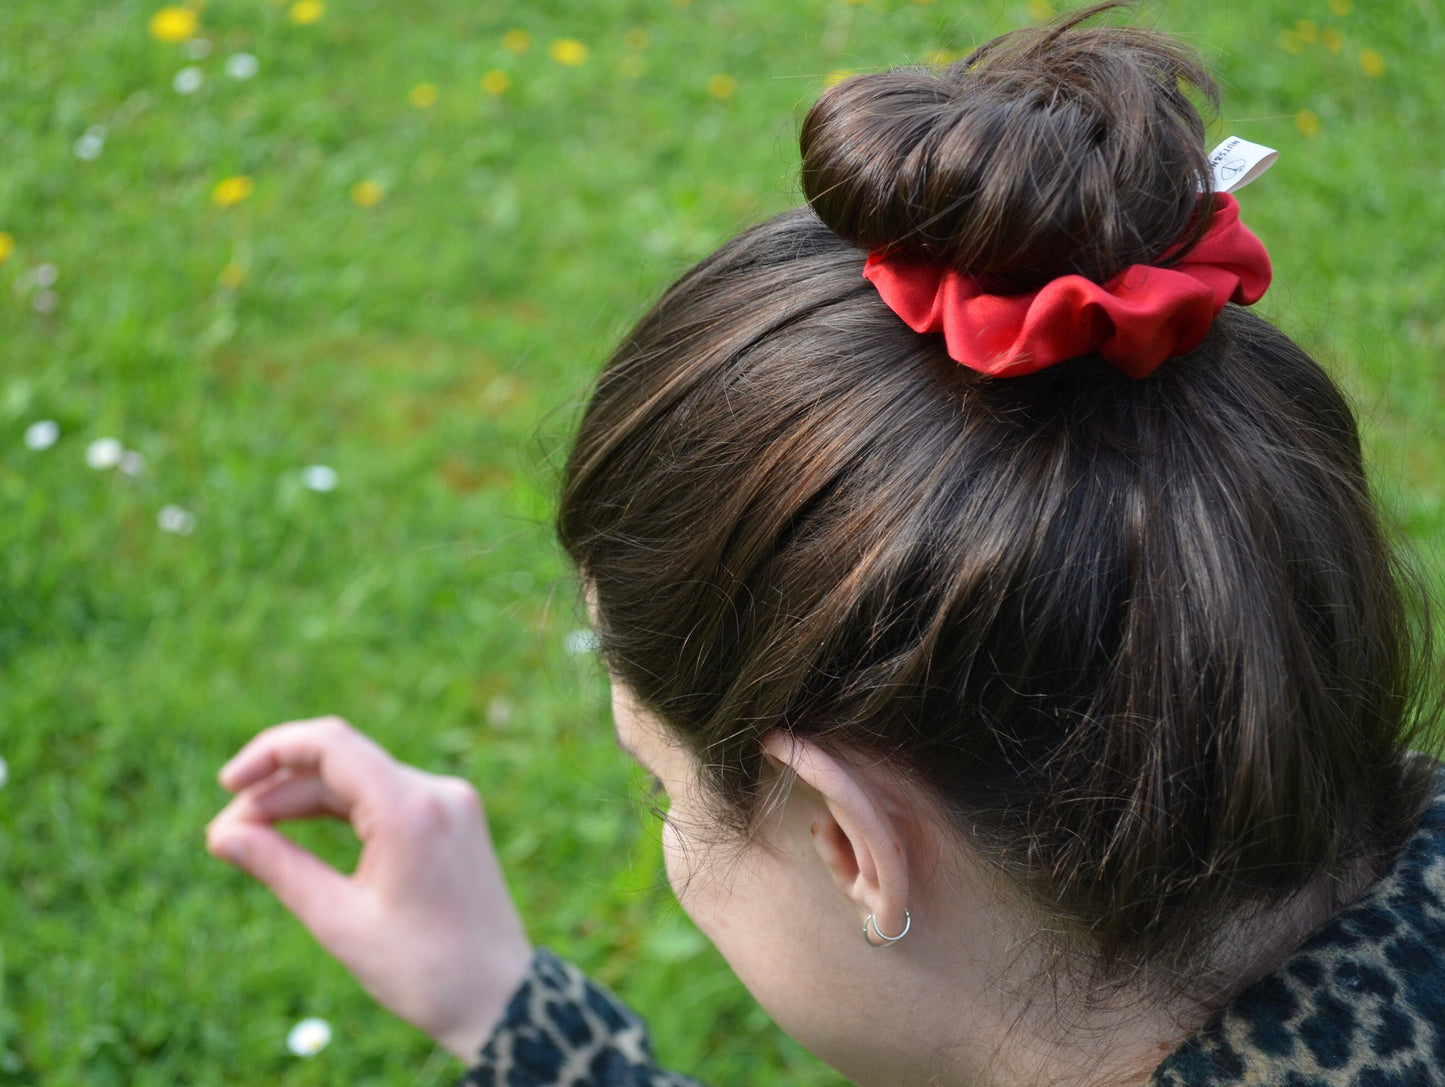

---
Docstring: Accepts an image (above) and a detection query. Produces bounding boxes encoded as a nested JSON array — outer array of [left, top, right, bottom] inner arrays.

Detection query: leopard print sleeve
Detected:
[[460, 949, 707, 1087]]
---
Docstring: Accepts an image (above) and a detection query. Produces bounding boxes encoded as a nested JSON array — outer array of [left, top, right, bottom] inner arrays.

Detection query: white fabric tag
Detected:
[[1208, 136, 1278, 193]]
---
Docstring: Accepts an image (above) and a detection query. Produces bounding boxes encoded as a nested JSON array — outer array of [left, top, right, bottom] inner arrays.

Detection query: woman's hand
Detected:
[[206, 717, 532, 1063]]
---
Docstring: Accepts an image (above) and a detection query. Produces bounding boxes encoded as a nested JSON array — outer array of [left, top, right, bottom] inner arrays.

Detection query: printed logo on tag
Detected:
[[1208, 137, 1279, 193]]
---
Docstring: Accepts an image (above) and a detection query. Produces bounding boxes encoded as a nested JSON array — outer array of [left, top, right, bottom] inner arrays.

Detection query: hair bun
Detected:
[[800, 6, 1219, 290]]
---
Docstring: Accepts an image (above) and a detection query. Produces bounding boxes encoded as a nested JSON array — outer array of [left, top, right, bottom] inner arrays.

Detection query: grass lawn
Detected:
[[1, 0, 1442, 1083]]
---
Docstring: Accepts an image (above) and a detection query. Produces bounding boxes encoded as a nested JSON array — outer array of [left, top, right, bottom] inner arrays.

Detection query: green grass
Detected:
[[1, 0, 1442, 1083]]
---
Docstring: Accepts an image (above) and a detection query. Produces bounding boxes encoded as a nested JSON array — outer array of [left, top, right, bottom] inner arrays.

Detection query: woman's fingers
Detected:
[[211, 719, 533, 1059], [206, 816, 355, 938], [211, 768, 351, 827], [209, 718, 389, 938], [218, 717, 397, 807]]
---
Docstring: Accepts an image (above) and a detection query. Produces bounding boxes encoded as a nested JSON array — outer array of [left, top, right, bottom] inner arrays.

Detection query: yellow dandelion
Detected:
[[1295, 20, 1319, 44], [481, 70, 511, 95], [1278, 29, 1302, 54], [1026, 0, 1055, 21], [149, 6, 199, 42], [0, 232, 14, 265], [350, 180, 385, 207], [218, 263, 246, 289], [1294, 109, 1320, 138], [503, 29, 531, 54], [707, 73, 737, 100], [211, 175, 254, 207], [925, 48, 961, 66], [409, 83, 438, 108], [1329, 0, 1351, 16], [619, 55, 646, 79], [1359, 48, 1384, 78], [549, 38, 588, 66], [289, 0, 324, 25], [624, 27, 649, 51], [1322, 28, 1344, 53], [824, 69, 855, 88]]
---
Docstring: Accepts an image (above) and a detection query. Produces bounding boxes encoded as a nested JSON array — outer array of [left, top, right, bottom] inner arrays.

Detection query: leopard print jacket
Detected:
[[1147, 780, 1445, 1086], [463, 783, 1445, 1086]]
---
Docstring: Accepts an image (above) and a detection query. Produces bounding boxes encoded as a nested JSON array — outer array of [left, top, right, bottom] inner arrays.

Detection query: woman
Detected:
[[208, 7, 1445, 1085]]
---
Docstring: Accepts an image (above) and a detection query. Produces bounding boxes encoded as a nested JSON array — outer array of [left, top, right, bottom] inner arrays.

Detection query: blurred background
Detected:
[[1, 1, 1441, 1083]]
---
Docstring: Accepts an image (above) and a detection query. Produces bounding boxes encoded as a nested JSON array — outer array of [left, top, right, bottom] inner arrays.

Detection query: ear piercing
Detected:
[[863, 909, 912, 947]]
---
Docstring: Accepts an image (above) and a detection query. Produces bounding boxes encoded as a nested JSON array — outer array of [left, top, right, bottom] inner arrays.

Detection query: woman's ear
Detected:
[[761, 732, 912, 943]]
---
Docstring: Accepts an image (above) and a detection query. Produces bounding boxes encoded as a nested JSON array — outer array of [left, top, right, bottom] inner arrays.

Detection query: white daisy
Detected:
[[225, 52, 260, 80], [85, 438, 123, 470], [563, 628, 600, 656], [119, 450, 146, 476], [74, 126, 106, 161], [23, 420, 60, 450], [157, 505, 196, 535], [173, 66, 204, 95], [286, 1017, 332, 1058], [301, 464, 338, 492]]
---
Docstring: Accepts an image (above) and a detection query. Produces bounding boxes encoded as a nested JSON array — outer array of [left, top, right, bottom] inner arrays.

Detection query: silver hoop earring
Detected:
[[863, 909, 911, 947]]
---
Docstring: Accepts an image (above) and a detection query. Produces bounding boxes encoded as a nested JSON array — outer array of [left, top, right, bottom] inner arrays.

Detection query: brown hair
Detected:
[[557, 5, 1436, 977]]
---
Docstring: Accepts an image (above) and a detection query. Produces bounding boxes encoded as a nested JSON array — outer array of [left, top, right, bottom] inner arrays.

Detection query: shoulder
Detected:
[[1151, 774, 1445, 1086]]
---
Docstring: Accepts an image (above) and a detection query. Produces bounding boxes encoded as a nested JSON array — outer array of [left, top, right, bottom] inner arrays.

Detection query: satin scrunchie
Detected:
[[862, 193, 1273, 379]]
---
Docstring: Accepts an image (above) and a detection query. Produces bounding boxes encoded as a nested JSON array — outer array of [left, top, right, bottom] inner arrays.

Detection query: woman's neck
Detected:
[[865, 850, 1383, 1087]]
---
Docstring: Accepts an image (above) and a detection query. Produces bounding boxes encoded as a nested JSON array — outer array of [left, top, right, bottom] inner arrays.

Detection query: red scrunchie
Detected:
[[862, 193, 1273, 379]]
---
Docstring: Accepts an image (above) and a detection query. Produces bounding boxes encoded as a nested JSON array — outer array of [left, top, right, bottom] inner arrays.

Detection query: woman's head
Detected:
[[558, 5, 1435, 985]]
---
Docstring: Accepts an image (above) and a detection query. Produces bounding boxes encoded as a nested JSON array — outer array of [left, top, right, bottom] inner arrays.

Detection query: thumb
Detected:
[[208, 822, 355, 937]]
